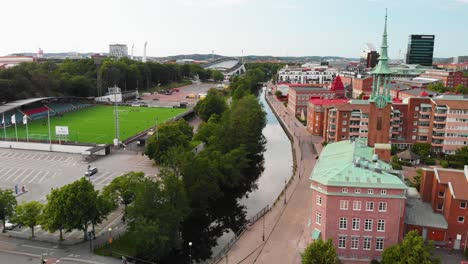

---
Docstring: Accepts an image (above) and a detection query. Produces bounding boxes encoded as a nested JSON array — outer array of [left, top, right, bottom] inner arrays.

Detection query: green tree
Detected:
[[412, 143, 431, 159], [13, 201, 43, 238], [145, 119, 193, 164], [410, 169, 423, 191], [453, 146, 468, 168], [0, 189, 17, 233], [62, 178, 99, 241], [102, 171, 145, 214], [127, 169, 189, 261], [455, 84, 468, 94], [381, 230, 440, 264], [427, 82, 447, 93], [302, 238, 338, 264], [211, 70, 224, 82], [357, 92, 365, 99], [275, 90, 283, 97], [41, 188, 67, 240], [195, 89, 227, 121]]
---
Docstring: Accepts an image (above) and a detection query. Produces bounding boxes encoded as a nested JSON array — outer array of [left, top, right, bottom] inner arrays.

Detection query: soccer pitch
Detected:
[[2, 105, 187, 144]]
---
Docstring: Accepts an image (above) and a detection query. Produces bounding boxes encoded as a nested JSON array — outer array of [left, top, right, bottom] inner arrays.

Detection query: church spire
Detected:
[[372, 8, 392, 75]]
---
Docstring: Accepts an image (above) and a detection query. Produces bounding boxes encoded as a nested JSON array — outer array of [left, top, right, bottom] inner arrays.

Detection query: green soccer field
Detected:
[[1, 105, 187, 144]]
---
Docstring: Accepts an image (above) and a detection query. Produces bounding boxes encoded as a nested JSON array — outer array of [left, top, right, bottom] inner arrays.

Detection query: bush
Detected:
[[322, 141, 328, 147], [392, 162, 402, 170], [370, 260, 380, 264], [275, 90, 282, 97], [424, 158, 436, 165], [440, 160, 449, 168]]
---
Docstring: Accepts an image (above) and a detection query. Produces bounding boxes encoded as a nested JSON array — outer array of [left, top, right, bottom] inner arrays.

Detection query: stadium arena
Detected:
[[0, 97, 186, 145]]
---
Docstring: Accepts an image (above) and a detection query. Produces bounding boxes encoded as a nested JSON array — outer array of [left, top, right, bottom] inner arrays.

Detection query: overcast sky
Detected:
[[2, 0, 467, 58]]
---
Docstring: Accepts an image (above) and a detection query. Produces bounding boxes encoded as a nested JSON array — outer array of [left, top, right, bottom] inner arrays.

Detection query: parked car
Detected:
[[84, 167, 98, 177], [5, 220, 18, 230]]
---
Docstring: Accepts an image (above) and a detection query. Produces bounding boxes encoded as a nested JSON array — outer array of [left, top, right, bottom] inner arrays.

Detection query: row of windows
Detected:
[[447, 118, 468, 123], [339, 201, 387, 212], [341, 188, 387, 195], [338, 217, 386, 231], [449, 110, 468, 115], [338, 236, 384, 251]]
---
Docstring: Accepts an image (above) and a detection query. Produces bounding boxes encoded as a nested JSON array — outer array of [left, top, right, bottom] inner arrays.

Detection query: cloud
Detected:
[[272, 3, 299, 9], [455, 0, 468, 3], [175, 0, 247, 8]]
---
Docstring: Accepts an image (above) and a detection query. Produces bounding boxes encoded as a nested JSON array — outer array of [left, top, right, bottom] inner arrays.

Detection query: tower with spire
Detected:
[[368, 9, 393, 147]]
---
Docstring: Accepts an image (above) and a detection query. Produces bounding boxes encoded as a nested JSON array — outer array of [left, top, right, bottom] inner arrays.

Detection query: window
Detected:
[[342, 188, 348, 193], [355, 188, 361, 194], [377, 117, 382, 130], [438, 192, 445, 198], [342, 128, 346, 132], [351, 237, 359, 250], [365, 219, 373, 231], [338, 236, 347, 249], [379, 202, 387, 212], [316, 212, 322, 225], [414, 113, 418, 118], [437, 204, 443, 210], [368, 189, 374, 194], [353, 201, 361, 211], [316, 195, 322, 206], [376, 238, 384, 251], [366, 202, 374, 211], [381, 189, 387, 195], [461, 201, 467, 209], [340, 200, 349, 210], [339, 217, 348, 229], [352, 218, 360, 230], [363, 237, 372, 250], [377, 220, 385, 232], [343, 121, 347, 125], [458, 216, 465, 223]]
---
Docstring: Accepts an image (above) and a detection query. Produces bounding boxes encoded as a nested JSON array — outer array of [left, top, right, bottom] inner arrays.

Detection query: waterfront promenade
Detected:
[[217, 84, 323, 264]]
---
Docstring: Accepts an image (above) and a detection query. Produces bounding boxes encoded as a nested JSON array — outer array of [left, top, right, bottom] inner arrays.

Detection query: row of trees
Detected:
[[0, 58, 222, 102], [427, 82, 468, 94], [0, 178, 112, 240], [134, 66, 269, 262], [302, 231, 440, 264]]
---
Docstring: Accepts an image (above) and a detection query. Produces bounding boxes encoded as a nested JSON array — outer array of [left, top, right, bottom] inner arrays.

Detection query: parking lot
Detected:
[[0, 148, 158, 241]]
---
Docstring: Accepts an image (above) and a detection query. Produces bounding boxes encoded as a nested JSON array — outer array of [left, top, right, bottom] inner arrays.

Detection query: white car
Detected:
[[4, 220, 17, 230]]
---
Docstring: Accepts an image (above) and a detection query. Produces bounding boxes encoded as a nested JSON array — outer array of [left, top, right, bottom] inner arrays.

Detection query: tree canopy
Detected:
[[381, 230, 440, 264], [302, 239, 338, 264], [195, 89, 227, 121], [0, 189, 17, 233], [41, 188, 68, 240], [13, 201, 43, 238]]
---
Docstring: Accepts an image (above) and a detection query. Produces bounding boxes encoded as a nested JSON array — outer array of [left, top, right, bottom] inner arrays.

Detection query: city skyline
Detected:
[[2, 0, 468, 58]]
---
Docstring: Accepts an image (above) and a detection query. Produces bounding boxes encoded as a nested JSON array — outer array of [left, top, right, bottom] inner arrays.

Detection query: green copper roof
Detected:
[[372, 9, 392, 75], [310, 138, 407, 189]]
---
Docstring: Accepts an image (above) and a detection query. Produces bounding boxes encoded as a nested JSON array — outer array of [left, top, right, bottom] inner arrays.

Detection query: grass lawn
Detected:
[[2, 105, 186, 144], [95, 232, 137, 259]]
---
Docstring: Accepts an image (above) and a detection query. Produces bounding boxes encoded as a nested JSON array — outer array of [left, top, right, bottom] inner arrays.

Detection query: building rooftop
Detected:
[[434, 167, 468, 200], [405, 196, 448, 229], [308, 98, 349, 106], [310, 139, 407, 189], [431, 98, 468, 109]]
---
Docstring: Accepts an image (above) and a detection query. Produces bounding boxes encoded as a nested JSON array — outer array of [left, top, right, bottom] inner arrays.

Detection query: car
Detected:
[[4, 220, 18, 230], [84, 167, 98, 177]]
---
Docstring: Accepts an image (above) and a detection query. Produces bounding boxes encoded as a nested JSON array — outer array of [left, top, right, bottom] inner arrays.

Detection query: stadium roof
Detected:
[[0, 97, 52, 114]]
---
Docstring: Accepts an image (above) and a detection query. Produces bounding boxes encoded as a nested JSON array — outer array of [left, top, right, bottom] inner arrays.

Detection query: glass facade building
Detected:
[[405, 35, 435, 66]]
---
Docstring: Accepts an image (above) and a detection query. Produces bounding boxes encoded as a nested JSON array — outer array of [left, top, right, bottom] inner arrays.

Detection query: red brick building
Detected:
[[420, 70, 468, 88], [286, 84, 338, 116], [340, 76, 374, 98], [407, 167, 468, 250]]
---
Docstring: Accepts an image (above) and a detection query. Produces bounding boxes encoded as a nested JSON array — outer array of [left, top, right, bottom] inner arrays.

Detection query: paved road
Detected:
[[217, 84, 323, 264]]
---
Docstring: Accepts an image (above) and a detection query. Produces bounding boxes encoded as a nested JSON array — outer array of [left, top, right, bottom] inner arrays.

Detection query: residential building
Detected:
[[310, 139, 407, 262], [420, 69, 468, 88], [408, 167, 468, 250], [435, 63, 468, 72], [0, 56, 35, 69], [277, 64, 337, 85], [109, 44, 128, 58], [405, 35, 435, 66], [287, 84, 336, 116]]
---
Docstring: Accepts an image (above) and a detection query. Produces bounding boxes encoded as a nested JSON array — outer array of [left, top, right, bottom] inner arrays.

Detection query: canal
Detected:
[[211, 88, 294, 259]]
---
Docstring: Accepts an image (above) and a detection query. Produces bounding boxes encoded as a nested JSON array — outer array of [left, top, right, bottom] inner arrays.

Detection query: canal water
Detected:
[[211, 88, 293, 258]]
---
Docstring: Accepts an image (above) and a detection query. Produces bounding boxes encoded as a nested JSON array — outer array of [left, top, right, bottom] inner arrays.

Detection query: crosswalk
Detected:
[[0, 167, 56, 184], [0, 151, 78, 167]]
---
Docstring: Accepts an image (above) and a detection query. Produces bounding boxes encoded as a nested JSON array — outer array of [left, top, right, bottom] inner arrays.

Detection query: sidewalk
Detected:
[[216, 85, 322, 264]]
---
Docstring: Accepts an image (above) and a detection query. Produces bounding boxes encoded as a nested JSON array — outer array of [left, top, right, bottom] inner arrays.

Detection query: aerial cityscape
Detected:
[[0, 1, 467, 264]]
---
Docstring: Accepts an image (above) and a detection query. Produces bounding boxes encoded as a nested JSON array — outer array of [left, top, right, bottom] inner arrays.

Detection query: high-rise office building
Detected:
[[109, 44, 128, 58], [405, 35, 435, 66], [360, 43, 380, 68]]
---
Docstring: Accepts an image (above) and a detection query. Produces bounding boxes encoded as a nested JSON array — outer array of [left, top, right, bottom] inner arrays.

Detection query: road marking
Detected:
[[21, 169, 36, 183], [21, 244, 59, 252], [95, 173, 115, 185], [0, 167, 9, 175], [38, 171, 50, 183], [0, 168, 14, 180], [12, 168, 29, 182], [28, 171, 43, 183], [0, 249, 41, 258], [5, 168, 19, 181]]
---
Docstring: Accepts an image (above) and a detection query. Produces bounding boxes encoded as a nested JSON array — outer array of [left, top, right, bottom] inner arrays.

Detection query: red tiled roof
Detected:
[[435, 168, 468, 200], [420, 91, 429, 97], [286, 83, 325, 88], [309, 98, 349, 106], [432, 99, 468, 109]]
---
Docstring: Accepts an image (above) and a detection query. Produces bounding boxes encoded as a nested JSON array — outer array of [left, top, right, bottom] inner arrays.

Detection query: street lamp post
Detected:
[[108, 227, 113, 257], [284, 180, 287, 205], [262, 212, 265, 241], [188, 241, 192, 264]]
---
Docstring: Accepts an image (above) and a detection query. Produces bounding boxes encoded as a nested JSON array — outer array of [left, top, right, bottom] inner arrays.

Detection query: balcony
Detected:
[[435, 110, 447, 117], [432, 133, 445, 139], [434, 118, 446, 124], [419, 115, 431, 121]]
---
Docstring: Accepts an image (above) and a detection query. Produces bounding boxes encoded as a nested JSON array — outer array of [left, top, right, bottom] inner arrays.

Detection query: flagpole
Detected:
[[25, 118, 29, 143], [47, 109, 52, 147], [2, 113, 6, 140], [14, 119, 17, 142]]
